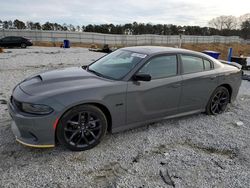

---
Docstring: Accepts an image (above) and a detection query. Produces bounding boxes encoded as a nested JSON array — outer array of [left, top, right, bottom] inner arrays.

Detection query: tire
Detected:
[[206, 86, 230, 115], [57, 105, 107, 151], [20, 43, 27, 48]]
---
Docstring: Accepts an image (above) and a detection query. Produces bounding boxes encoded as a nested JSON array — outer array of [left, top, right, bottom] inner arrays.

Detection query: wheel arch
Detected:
[[85, 102, 112, 133], [205, 83, 232, 115], [218, 83, 233, 102]]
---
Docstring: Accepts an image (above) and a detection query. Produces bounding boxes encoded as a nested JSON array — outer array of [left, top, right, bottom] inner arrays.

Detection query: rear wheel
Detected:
[[57, 105, 107, 151], [206, 86, 230, 115], [20, 43, 27, 48]]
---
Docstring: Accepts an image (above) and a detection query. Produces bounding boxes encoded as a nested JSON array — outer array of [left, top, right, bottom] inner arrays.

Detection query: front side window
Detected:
[[139, 55, 177, 79], [11, 37, 21, 41], [88, 49, 146, 80], [181, 55, 204, 74]]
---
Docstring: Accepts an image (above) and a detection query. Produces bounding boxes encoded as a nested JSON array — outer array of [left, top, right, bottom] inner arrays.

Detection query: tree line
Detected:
[[0, 13, 250, 39]]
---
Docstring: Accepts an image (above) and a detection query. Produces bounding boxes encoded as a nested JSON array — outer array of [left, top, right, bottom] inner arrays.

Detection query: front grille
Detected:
[[11, 96, 22, 111]]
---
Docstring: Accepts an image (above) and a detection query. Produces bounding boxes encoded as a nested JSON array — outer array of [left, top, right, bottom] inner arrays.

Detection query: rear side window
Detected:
[[2, 37, 11, 41], [181, 55, 204, 74], [139, 55, 177, 79], [204, 59, 212, 71]]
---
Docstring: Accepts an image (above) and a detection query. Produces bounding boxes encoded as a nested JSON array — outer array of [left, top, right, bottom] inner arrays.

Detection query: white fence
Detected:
[[0, 29, 243, 46]]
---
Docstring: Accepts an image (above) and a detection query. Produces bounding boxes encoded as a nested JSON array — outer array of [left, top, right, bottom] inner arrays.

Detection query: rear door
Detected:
[[126, 54, 182, 124], [178, 54, 218, 113]]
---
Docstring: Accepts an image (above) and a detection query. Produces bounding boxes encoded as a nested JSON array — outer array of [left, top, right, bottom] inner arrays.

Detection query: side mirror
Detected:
[[82, 65, 88, 69], [133, 74, 151, 82]]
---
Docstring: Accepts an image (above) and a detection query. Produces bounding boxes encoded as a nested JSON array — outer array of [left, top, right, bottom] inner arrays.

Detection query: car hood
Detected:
[[19, 67, 113, 96]]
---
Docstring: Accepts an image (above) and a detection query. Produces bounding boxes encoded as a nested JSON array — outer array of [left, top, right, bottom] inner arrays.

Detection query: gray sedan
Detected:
[[8, 46, 242, 151]]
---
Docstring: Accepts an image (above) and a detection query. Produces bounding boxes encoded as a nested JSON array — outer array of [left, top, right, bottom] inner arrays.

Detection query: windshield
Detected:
[[88, 49, 147, 80]]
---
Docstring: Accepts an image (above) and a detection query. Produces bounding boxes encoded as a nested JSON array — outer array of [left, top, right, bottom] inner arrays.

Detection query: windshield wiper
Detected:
[[87, 68, 117, 80], [87, 68, 106, 78]]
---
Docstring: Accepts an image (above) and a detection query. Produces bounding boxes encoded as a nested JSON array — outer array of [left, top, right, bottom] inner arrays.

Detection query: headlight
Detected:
[[22, 103, 53, 115]]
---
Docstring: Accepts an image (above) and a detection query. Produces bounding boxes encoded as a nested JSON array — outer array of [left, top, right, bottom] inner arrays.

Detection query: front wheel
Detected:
[[57, 105, 107, 151], [206, 86, 230, 115], [20, 43, 27, 48]]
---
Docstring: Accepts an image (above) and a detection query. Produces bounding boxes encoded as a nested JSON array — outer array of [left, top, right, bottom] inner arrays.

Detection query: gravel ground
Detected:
[[0, 47, 250, 188]]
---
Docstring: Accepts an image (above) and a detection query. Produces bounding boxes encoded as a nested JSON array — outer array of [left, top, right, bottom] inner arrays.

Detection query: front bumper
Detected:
[[11, 120, 54, 148], [8, 89, 58, 148]]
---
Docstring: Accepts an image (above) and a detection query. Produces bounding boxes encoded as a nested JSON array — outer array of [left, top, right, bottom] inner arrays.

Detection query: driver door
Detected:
[[126, 54, 182, 124]]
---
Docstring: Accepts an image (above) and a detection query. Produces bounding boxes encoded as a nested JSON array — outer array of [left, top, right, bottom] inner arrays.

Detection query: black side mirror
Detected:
[[82, 65, 88, 70], [133, 74, 151, 81]]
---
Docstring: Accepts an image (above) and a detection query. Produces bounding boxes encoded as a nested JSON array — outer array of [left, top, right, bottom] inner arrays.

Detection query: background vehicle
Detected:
[[0, 36, 33, 48], [8, 46, 242, 151]]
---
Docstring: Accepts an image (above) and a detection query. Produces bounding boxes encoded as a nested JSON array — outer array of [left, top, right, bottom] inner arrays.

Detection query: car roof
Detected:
[[121, 46, 223, 68], [2, 36, 23, 38], [122, 46, 220, 62], [122, 46, 199, 55]]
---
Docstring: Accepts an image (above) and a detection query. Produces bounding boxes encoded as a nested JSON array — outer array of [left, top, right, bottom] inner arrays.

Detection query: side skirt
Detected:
[[112, 109, 204, 133]]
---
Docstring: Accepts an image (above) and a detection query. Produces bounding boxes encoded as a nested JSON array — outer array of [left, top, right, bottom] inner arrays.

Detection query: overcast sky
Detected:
[[1, 0, 250, 26]]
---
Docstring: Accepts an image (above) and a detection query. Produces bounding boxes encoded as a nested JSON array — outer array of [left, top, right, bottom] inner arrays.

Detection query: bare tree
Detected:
[[224, 16, 237, 29], [209, 15, 237, 30], [237, 13, 250, 28], [209, 16, 226, 30]]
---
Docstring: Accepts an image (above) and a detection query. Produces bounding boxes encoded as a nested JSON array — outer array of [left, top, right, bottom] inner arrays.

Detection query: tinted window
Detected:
[[181, 55, 204, 74], [204, 59, 212, 71], [2, 37, 11, 41], [11, 37, 21, 41], [139, 55, 177, 79]]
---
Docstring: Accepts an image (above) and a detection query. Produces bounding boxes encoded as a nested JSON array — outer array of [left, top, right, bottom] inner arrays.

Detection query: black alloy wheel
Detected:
[[21, 43, 27, 48], [57, 105, 107, 151], [206, 86, 230, 115]]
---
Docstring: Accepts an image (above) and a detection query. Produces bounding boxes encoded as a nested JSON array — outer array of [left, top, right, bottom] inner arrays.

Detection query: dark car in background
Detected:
[[0, 36, 33, 48]]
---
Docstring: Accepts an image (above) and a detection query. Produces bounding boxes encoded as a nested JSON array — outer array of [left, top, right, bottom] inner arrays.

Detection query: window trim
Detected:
[[134, 53, 180, 80], [179, 53, 214, 75], [2, 37, 11, 41], [203, 58, 214, 71]]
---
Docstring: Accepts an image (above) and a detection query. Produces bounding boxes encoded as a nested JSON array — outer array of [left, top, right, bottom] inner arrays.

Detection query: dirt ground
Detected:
[[0, 47, 250, 188]]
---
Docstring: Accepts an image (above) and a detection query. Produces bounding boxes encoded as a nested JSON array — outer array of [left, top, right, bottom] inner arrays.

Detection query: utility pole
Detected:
[[178, 28, 185, 48]]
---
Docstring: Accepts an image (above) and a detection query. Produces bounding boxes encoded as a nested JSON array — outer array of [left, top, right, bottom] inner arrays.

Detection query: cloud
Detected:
[[0, 0, 250, 26]]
